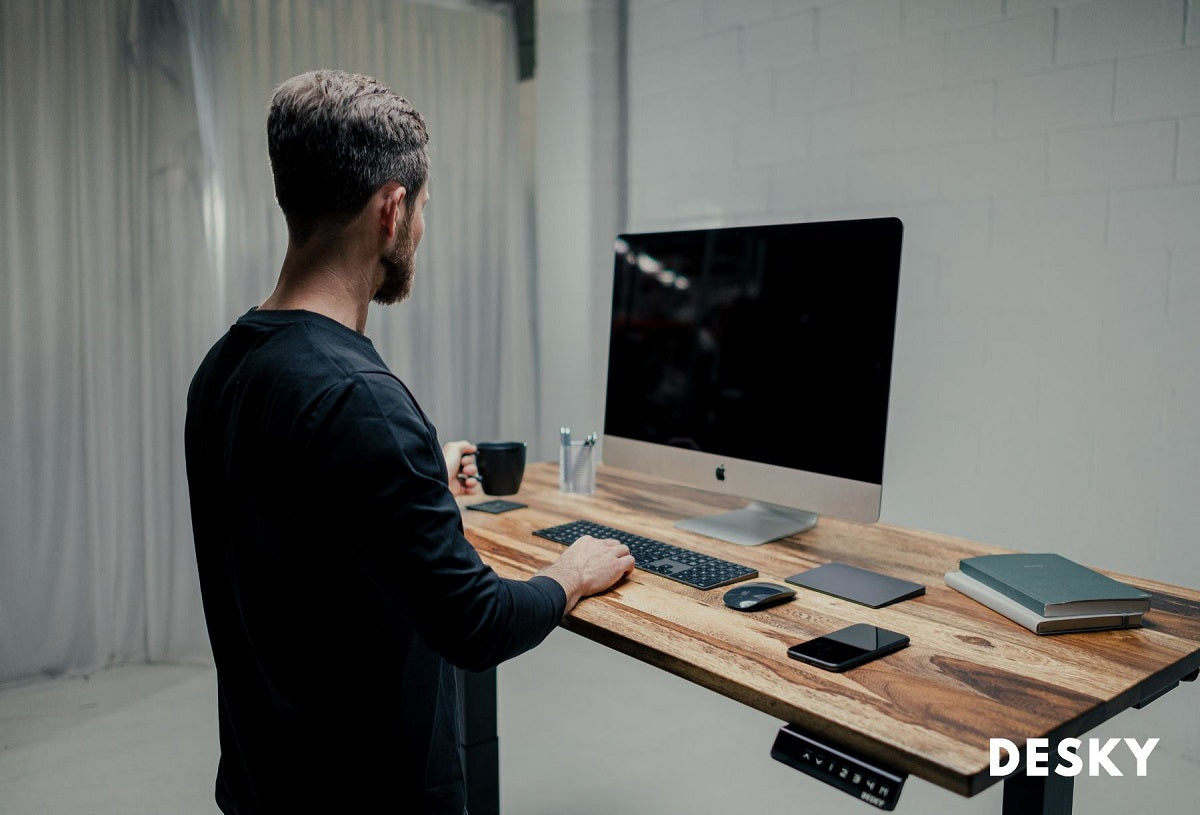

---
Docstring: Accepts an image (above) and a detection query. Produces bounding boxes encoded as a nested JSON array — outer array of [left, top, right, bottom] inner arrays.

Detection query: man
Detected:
[[184, 69, 634, 814]]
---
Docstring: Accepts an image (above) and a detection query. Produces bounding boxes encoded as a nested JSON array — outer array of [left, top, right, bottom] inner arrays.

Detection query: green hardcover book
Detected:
[[945, 570, 1143, 635], [958, 553, 1152, 618]]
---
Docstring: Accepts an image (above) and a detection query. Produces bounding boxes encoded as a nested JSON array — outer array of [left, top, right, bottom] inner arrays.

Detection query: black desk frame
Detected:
[[459, 662, 1198, 815]]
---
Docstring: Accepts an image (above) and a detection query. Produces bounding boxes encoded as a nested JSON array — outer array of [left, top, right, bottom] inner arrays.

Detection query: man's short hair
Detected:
[[267, 69, 429, 243]]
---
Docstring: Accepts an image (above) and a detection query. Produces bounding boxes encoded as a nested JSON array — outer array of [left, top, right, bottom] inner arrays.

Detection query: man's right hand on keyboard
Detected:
[[537, 535, 636, 616]]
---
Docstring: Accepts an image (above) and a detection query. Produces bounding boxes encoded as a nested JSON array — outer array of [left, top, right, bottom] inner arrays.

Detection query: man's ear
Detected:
[[379, 182, 408, 239]]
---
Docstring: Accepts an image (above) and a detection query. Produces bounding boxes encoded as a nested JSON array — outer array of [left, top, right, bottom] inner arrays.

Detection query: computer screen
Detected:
[[602, 217, 903, 545]]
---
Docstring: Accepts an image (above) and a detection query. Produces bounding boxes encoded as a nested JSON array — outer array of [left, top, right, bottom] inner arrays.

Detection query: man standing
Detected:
[[184, 70, 633, 814]]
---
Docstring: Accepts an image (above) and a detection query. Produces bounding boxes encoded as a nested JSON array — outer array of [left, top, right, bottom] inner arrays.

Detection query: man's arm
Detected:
[[536, 535, 636, 617]]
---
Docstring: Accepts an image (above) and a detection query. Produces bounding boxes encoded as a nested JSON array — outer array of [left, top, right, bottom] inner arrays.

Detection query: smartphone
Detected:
[[787, 623, 909, 672]]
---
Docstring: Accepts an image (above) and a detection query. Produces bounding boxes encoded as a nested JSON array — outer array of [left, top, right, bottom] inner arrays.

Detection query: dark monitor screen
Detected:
[[604, 217, 902, 491]]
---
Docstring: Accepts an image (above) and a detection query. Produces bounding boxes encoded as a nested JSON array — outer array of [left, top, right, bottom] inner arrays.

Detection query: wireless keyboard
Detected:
[[533, 519, 758, 590]]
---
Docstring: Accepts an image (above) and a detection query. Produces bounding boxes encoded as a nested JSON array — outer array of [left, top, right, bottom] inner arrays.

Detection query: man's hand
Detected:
[[443, 440, 479, 496], [537, 535, 636, 615]]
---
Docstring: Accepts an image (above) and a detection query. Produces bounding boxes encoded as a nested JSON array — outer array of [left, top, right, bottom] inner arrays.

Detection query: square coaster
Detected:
[[466, 499, 527, 514]]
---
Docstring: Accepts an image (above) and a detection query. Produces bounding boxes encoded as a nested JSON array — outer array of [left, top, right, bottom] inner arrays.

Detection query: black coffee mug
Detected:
[[474, 441, 526, 496]]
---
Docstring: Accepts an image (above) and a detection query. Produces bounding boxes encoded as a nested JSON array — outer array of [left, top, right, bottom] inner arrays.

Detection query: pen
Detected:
[[560, 427, 573, 491]]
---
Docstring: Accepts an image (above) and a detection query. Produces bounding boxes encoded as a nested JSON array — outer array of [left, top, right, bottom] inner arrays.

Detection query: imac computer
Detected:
[[602, 217, 903, 546]]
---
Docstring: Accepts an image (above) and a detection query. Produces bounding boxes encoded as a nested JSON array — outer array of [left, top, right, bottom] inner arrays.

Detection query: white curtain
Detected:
[[0, 0, 538, 684]]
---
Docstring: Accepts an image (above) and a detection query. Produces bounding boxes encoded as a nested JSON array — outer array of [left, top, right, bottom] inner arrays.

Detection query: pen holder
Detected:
[[559, 439, 596, 495]]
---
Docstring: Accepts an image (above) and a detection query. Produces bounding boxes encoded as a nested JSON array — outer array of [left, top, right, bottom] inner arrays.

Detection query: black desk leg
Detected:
[[1002, 770, 1074, 815], [457, 667, 500, 815]]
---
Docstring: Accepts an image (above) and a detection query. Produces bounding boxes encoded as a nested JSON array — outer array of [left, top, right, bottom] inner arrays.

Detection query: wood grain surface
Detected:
[[460, 462, 1200, 797]]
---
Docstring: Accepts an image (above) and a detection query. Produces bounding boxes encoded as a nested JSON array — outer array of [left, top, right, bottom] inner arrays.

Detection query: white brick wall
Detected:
[[996, 63, 1114, 136], [740, 11, 815, 71], [847, 147, 942, 204], [734, 113, 809, 167], [901, 0, 1003, 37], [635, 124, 734, 179], [1048, 119, 1177, 191], [890, 82, 994, 148], [808, 97, 897, 155], [944, 12, 1054, 82], [674, 29, 740, 85], [852, 34, 945, 101], [1169, 245, 1200, 317], [817, 0, 901, 55], [700, 0, 775, 33], [1181, 115, 1200, 179], [767, 156, 849, 212], [1111, 183, 1200, 247], [626, 0, 705, 54], [615, 0, 1200, 588], [533, 1, 1200, 810], [1116, 46, 1200, 118], [1056, 0, 1185, 65], [991, 191, 1109, 256], [773, 53, 855, 113], [1006, 0, 1058, 13], [940, 134, 1047, 196]]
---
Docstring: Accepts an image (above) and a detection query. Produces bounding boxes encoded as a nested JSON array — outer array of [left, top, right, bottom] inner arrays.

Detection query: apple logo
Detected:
[[715, 465, 725, 481]]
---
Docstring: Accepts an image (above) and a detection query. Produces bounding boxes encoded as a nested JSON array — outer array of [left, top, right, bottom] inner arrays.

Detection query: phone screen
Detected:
[[787, 623, 909, 671]]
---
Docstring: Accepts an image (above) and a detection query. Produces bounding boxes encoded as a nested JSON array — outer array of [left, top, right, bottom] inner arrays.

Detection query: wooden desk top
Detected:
[[460, 462, 1200, 797]]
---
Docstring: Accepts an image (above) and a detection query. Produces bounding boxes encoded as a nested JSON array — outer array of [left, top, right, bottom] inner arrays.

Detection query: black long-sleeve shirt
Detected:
[[184, 309, 565, 814]]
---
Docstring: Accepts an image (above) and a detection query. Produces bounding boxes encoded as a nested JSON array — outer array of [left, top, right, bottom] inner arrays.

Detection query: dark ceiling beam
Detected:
[[484, 0, 535, 80]]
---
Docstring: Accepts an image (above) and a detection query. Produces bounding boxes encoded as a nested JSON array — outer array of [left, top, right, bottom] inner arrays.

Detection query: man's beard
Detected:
[[374, 226, 416, 305]]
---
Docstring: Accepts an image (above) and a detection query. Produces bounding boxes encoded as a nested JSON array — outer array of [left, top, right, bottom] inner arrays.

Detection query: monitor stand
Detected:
[[675, 502, 818, 546]]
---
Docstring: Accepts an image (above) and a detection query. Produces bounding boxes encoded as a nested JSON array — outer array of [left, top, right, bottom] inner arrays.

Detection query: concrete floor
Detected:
[[0, 663, 216, 814], [1, 628, 1195, 814]]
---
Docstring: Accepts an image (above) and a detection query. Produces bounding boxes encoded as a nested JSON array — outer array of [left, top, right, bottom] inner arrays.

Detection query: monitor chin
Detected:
[[601, 436, 882, 546]]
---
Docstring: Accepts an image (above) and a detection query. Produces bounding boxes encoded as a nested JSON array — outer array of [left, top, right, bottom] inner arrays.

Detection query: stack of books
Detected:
[[945, 553, 1152, 635]]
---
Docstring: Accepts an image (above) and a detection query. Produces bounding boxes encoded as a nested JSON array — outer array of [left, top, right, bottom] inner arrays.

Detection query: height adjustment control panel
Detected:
[[770, 724, 906, 810]]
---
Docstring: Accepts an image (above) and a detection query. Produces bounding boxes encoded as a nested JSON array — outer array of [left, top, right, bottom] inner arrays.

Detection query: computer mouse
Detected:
[[723, 582, 797, 612]]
